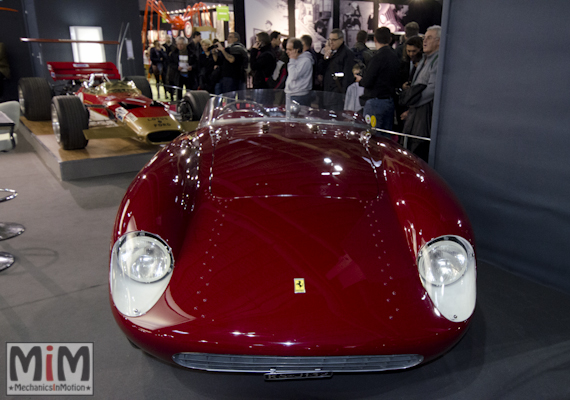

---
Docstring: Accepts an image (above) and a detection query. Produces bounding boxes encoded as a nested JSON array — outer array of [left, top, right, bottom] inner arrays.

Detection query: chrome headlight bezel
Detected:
[[116, 231, 173, 283], [110, 231, 174, 317], [417, 235, 476, 322], [418, 236, 470, 286]]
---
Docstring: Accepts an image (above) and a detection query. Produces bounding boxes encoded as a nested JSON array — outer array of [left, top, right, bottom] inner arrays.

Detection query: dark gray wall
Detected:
[[29, 0, 144, 78], [433, 1, 570, 293], [0, 0, 144, 88], [0, 0, 34, 101]]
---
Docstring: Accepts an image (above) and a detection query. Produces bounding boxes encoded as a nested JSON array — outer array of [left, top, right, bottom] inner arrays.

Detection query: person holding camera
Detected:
[[250, 32, 276, 89], [214, 32, 249, 94]]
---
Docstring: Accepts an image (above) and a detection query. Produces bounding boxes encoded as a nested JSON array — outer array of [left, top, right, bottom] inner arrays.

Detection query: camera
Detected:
[[208, 44, 218, 52]]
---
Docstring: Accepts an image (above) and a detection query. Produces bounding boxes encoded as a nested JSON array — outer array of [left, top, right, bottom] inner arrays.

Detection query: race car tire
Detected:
[[178, 99, 193, 121], [18, 77, 52, 121], [124, 76, 153, 99], [51, 96, 89, 150], [184, 90, 210, 121]]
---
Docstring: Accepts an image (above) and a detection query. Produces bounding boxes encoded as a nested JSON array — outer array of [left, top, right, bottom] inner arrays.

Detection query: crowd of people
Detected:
[[145, 21, 440, 160]]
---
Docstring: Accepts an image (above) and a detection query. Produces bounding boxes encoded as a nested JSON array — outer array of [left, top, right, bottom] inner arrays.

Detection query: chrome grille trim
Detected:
[[172, 353, 423, 373]]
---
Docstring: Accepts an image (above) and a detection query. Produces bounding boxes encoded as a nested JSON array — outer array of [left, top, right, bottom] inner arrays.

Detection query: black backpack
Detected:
[[351, 45, 372, 65]]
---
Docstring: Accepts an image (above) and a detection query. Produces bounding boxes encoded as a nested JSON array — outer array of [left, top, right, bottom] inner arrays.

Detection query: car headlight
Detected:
[[418, 236, 476, 322], [110, 231, 174, 317], [418, 239, 467, 286], [118, 235, 172, 283]]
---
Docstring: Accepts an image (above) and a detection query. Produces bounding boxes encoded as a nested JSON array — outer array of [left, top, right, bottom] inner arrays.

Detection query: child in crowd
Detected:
[[344, 63, 365, 113]]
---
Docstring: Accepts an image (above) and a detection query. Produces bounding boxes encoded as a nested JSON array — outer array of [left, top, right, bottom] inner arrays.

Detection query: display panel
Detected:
[[339, 1, 374, 48], [295, 0, 333, 52], [378, 4, 409, 33], [245, 0, 289, 49]]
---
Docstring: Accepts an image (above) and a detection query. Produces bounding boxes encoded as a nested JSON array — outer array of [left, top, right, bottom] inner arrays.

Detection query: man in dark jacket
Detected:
[[250, 32, 276, 89], [270, 31, 282, 60], [358, 27, 400, 132], [395, 21, 420, 61], [319, 29, 355, 110], [351, 30, 373, 66], [168, 36, 198, 100], [215, 32, 248, 94], [186, 31, 202, 90]]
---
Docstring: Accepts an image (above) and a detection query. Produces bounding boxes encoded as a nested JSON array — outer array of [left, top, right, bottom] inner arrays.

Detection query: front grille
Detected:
[[172, 353, 423, 373], [147, 130, 181, 143]]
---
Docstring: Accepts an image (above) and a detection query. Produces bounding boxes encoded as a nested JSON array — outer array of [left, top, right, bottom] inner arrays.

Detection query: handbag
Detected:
[[398, 84, 427, 107]]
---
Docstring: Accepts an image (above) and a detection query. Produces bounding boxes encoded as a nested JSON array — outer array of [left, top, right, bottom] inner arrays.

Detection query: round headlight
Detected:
[[117, 233, 172, 283], [418, 238, 469, 286]]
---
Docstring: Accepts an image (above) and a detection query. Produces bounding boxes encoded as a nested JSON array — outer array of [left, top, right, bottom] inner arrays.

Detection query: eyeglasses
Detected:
[[329, 37, 341, 42]]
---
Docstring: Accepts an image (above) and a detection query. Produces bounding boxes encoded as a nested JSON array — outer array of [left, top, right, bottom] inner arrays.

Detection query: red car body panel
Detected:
[[110, 119, 475, 367], [79, 89, 153, 117]]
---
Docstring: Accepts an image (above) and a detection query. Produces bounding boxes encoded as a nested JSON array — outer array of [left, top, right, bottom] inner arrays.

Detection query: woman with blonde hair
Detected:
[[198, 38, 221, 93]]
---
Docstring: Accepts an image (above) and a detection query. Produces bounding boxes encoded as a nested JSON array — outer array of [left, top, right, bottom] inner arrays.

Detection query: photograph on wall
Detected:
[[339, 1, 373, 48], [245, 0, 288, 49], [400, 0, 442, 33], [378, 4, 409, 33], [295, 0, 333, 53]]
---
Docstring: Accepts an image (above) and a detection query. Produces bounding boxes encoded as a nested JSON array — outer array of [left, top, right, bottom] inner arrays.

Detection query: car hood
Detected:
[[210, 123, 378, 200], [134, 191, 457, 358]]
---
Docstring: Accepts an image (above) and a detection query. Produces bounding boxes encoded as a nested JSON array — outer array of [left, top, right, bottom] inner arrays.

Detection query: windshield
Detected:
[[199, 90, 368, 129]]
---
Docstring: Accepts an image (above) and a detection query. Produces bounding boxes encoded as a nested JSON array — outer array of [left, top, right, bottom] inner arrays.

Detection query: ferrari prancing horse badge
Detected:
[[294, 278, 306, 293]]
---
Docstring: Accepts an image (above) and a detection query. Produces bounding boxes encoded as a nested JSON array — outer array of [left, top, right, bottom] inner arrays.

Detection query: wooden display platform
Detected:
[[19, 117, 161, 181]]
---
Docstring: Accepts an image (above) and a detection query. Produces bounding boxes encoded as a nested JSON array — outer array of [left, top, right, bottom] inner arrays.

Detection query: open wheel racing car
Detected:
[[18, 62, 208, 150]]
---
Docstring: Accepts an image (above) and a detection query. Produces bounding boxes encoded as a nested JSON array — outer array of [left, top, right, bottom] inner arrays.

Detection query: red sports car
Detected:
[[109, 90, 476, 380]]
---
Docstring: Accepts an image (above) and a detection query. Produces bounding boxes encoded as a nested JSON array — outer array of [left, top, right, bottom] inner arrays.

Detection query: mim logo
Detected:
[[6, 343, 93, 396]]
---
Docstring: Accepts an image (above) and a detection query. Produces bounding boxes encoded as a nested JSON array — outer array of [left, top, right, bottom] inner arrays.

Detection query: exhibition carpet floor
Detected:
[[0, 132, 569, 399]]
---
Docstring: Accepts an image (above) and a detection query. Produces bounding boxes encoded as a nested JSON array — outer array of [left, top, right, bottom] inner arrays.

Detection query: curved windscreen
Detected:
[[199, 90, 369, 129]]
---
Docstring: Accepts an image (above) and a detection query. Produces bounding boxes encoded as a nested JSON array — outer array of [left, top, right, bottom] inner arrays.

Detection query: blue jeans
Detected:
[[220, 77, 239, 94], [363, 98, 395, 133], [291, 93, 312, 107]]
